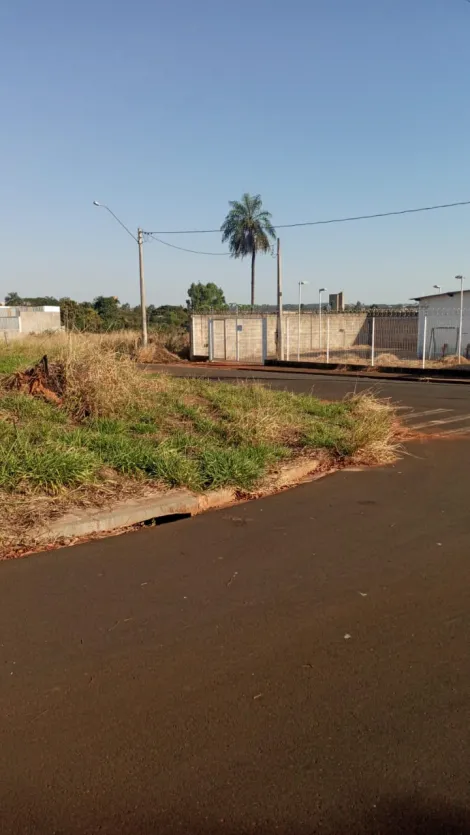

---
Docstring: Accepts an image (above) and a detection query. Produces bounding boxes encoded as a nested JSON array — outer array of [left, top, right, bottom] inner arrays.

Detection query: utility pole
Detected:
[[93, 202, 148, 347], [138, 228, 148, 347], [456, 274, 464, 363], [276, 238, 284, 361]]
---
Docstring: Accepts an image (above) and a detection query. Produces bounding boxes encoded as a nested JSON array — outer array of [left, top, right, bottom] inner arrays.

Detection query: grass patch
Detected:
[[0, 335, 401, 554], [0, 428, 99, 492]]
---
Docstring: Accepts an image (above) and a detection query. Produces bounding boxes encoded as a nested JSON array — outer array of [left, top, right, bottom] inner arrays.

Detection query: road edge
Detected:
[[37, 458, 327, 546]]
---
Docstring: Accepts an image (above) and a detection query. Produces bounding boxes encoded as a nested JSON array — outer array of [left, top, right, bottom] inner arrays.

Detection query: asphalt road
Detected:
[[1, 430, 470, 832]]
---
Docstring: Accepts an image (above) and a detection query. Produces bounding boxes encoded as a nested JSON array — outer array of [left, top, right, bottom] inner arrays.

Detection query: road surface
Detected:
[[1, 428, 470, 832]]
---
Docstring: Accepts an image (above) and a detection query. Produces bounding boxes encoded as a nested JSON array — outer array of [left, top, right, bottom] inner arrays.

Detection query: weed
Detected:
[[0, 339, 400, 553]]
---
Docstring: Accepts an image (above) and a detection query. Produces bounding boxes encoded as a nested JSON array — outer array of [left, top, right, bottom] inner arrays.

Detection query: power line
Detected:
[[145, 232, 230, 256], [145, 199, 470, 236], [278, 200, 470, 229]]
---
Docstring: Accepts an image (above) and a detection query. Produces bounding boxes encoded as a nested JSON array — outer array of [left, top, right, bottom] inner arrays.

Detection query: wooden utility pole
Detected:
[[276, 238, 284, 361], [137, 228, 148, 347]]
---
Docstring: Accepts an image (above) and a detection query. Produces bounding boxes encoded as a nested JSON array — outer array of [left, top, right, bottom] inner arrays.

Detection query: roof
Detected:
[[412, 289, 470, 302], [0, 305, 60, 313]]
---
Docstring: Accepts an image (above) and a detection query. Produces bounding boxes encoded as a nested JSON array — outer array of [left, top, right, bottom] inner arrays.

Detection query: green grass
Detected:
[[0, 380, 397, 498], [0, 337, 398, 506], [0, 350, 33, 375]]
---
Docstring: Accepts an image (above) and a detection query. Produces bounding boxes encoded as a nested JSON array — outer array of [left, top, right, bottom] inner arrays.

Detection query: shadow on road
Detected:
[[8, 795, 470, 834]]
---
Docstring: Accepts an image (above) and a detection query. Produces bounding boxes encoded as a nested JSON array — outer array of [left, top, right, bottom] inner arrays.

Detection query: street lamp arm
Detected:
[[93, 201, 138, 243]]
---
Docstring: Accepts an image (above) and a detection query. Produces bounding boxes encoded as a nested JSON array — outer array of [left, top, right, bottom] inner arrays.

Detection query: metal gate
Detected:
[[208, 318, 267, 363]]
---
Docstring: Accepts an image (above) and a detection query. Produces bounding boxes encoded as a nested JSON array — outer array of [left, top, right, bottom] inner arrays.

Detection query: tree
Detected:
[[220, 193, 276, 308], [60, 298, 102, 331], [92, 296, 122, 328], [186, 282, 227, 313], [5, 292, 62, 307], [5, 292, 22, 306], [148, 305, 189, 329]]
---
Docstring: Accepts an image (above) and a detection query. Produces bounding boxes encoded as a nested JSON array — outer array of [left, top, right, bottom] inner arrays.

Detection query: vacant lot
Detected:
[[0, 334, 400, 556]]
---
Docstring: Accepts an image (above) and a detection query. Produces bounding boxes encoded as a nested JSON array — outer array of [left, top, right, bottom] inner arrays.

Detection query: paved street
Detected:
[[1, 368, 470, 834]]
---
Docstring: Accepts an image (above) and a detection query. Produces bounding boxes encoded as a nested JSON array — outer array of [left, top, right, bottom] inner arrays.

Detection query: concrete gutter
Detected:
[[145, 360, 470, 385], [40, 459, 324, 545], [264, 359, 470, 384]]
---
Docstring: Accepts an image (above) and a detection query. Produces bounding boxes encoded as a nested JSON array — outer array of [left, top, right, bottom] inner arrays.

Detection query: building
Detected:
[[413, 290, 470, 359], [0, 305, 62, 339]]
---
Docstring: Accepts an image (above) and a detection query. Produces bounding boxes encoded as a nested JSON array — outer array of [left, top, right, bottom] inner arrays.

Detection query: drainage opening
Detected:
[[142, 513, 192, 527]]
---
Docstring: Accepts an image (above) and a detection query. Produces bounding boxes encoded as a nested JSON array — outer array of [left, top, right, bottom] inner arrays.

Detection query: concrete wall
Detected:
[[19, 310, 61, 333], [0, 315, 20, 331], [0, 306, 61, 338], [191, 313, 419, 362]]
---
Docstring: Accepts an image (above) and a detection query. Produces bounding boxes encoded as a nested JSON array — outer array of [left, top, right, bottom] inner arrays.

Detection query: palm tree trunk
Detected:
[[251, 249, 256, 309]]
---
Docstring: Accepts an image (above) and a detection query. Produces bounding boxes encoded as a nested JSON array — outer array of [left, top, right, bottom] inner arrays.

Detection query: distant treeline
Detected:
[[3, 288, 416, 331], [3, 283, 229, 331]]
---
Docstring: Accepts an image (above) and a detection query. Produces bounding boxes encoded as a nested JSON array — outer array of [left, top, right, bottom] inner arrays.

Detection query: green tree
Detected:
[[92, 296, 122, 329], [5, 292, 22, 306], [220, 193, 276, 308], [186, 283, 227, 313], [5, 292, 62, 307], [148, 305, 189, 329], [60, 298, 102, 331]]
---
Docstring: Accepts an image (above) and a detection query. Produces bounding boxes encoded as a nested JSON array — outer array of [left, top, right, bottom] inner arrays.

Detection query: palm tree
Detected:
[[221, 193, 276, 308]]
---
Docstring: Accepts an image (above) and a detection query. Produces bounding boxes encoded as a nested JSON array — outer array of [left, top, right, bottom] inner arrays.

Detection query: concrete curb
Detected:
[[40, 459, 323, 543], [263, 359, 470, 384], [144, 361, 470, 387]]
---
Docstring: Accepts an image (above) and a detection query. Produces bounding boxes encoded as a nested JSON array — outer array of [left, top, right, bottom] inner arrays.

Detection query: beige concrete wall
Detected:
[[0, 316, 20, 331], [19, 310, 62, 333], [191, 313, 418, 362]]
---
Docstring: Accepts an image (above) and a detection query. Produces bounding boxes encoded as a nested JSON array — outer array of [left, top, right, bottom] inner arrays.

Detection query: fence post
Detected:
[[297, 313, 301, 361], [189, 316, 196, 360], [223, 318, 227, 360], [235, 315, 240, 362], [208, 319, 214, 361], [422, 315, 427, 370], [326, 316, 330, 363], [286, 317, 290, 361], [371, 317, 376, 367], [261, 318, 268, 364]]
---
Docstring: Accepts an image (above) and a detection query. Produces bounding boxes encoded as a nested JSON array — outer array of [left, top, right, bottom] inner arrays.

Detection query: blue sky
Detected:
[[1, 0, 470, 307]]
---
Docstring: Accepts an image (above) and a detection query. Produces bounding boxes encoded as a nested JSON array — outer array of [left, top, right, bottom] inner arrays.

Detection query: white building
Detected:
[[0, 306, 62, 339], [414, 290, 470, 360]]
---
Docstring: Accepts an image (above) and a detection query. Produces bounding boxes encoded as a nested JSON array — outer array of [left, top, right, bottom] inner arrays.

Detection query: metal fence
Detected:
[[282, 311, 418, 366], [420, 307, 470, 364], [200, 309, 470, 368]]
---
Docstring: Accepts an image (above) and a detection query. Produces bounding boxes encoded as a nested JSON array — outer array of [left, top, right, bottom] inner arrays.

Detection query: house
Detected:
[[413, 289, 470, 359], [0, 305, 62, 339]]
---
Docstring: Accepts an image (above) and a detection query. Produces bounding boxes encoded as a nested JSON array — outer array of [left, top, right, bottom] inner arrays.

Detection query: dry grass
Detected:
[[375, 353, 401, 366], [437, 354, 470, 366], [0, 339, 402, 557], [345, 393, 400, 465], [302, 349, 470, 370], [59, 339, 155, 419], [0, 330, 182, 377]]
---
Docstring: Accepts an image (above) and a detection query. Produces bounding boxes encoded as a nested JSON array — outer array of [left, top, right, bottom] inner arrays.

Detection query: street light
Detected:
[[93, 201, 148, 346], [456, 275, 465, 362], [319, 287, 326, 352], [297, 281, 308, 360], [433, 284, 441, 294]]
